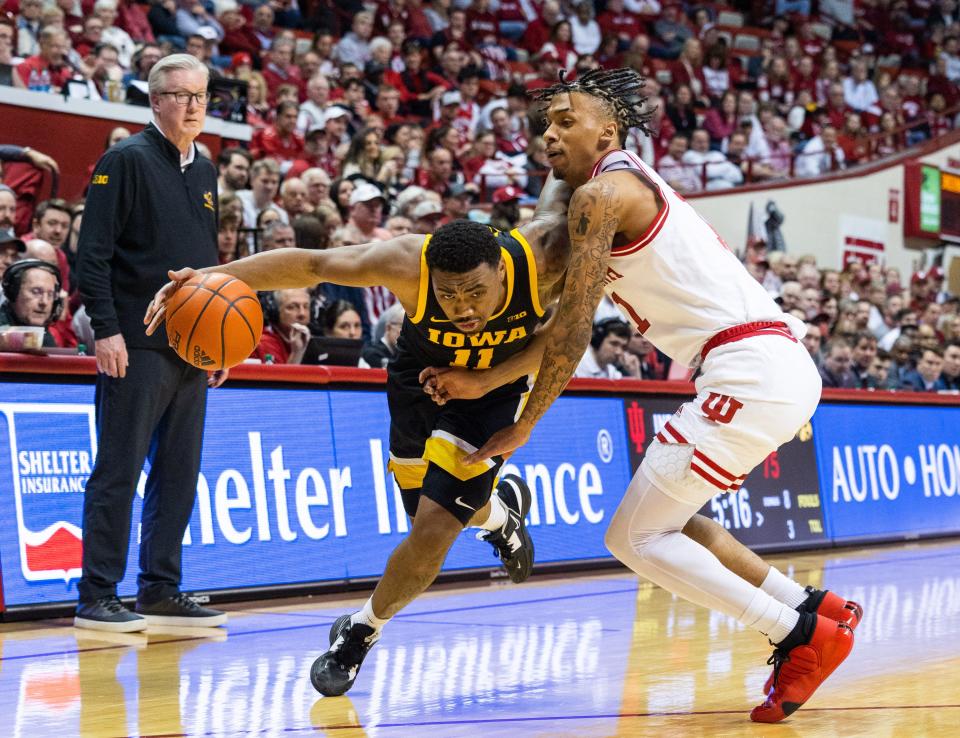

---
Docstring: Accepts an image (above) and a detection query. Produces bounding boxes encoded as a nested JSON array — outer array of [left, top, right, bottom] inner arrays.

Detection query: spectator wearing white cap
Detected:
[[323, 105, 352, 148], [410, 199, 444, 233], [343, 181, 392, 243]]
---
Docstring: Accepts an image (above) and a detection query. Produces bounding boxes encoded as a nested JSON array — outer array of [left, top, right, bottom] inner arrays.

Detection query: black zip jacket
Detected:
[[77, 124, 218, 349]]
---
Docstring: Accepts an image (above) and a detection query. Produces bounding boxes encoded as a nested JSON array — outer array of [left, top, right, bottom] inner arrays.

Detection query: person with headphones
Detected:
[[253, 288, 311, 364], [0, 258, 62, 346], [574, 317, 632, 379]]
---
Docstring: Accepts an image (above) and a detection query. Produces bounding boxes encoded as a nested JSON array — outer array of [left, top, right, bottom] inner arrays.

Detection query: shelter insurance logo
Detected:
[[0, 403, 97, 583]]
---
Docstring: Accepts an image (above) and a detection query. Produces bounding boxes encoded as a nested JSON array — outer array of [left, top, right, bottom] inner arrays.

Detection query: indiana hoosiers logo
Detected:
[[0, 403, 97, 583], [701, 392, 744, 424]]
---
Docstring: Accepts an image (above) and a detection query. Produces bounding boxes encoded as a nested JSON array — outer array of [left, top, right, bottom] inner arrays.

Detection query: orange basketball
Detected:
[[165, 272, 263, 370]]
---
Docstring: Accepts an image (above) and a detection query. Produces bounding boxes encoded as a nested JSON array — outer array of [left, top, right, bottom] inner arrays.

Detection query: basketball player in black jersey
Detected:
[[145, 175, 572, 696]]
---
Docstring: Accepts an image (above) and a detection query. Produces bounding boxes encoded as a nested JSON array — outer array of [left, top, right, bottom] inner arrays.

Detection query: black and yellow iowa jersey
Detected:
[[396, 227, 546, 372]]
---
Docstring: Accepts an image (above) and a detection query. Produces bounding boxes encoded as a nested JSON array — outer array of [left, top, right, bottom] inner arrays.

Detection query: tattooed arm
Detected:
[[463, 180, 620, 464]]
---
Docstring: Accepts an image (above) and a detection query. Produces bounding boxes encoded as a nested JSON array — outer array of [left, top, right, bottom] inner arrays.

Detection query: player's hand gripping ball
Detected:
[[164, 273, 263, 370]]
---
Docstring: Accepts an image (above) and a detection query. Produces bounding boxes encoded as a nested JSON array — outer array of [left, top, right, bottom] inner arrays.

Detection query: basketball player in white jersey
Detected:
[[460, 69, 861, 723]]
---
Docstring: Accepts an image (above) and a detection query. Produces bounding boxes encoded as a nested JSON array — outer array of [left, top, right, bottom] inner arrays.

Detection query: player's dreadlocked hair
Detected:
[[426, 220, 501, 273], [531, 67, 654, 144]]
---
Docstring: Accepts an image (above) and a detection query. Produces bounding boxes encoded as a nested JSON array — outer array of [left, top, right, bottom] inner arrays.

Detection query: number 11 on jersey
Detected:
[[452, 348, 494, 369]]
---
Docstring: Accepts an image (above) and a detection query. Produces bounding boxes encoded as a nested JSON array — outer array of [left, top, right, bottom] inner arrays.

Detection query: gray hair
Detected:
[[262, 219, 293, 245], [148, 53, 209, 98], [373, 302, 405, 344], [301, 167, 331, 186], [369, 36, 392, 56]]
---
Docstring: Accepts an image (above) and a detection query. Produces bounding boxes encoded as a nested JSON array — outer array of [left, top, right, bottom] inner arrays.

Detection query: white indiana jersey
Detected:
[[591, 149, 803, 367]]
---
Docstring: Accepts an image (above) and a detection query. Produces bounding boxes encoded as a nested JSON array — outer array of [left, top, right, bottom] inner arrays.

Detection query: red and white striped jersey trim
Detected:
[[590, 149, 670, 257], [654, 422, 747, 492]]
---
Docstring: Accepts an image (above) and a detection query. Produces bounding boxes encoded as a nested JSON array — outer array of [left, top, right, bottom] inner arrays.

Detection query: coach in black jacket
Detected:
[[76, 54, 227, 632]]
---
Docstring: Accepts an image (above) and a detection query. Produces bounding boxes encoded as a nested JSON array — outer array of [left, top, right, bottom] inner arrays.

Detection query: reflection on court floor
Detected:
[[2, 540, 959, 737]]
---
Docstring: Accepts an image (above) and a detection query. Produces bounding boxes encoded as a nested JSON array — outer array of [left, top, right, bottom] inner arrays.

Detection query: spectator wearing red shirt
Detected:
[[376, 0, 408, 33], [673, 38, 707, 104], [522, 0, 562, 57], [599, 0, 641, 49], [466, 0, 499, 47], [757, 57, 795, 114], [219, 6, 260, 58], [17, 27, 73, 90], [796, 24, 824, 58], [429, 8, 469, 56], [926, 92, 955, 139], [287, 125, 333, 180], [862, 85, 905, 132], [119, 0, 154, 43], [262, 38, 304, 103], [405, 0, 434, 40], [823, 82, 852, 130], [250, 101, 305, 172], [540, 20, 578, 70], [491, 105, 527, 156], [792, 56, 818, 100], [387, 39, 447, 119], [73, 15, 105, 58], [496, 0, 533, 42], [375, 84, 407, 127], [837, 112, 870, 165], [253, 289, 311, 365], [526, 50, 563, 91], [703, 90, 738, 147], [415, 146, 462, 194]]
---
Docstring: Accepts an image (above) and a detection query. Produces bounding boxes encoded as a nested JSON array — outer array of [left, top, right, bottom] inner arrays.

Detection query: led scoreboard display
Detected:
[[904, 162, 960, 242], [621, 397, 827, 552]]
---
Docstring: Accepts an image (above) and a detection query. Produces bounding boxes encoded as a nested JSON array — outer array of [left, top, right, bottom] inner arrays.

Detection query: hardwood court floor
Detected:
[[2, 539, 959, 737]]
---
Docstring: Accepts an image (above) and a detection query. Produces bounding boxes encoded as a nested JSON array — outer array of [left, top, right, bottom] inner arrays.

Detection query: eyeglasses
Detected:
[[26, 288, 56, 300], [158, 90, 210, 106]]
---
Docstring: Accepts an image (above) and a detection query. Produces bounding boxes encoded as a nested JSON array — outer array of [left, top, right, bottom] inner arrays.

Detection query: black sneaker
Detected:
[[310, 614, 380, 696], [478, 474, 534, 583], [74, 595, 147, 633], [135, 593, 227, 627]]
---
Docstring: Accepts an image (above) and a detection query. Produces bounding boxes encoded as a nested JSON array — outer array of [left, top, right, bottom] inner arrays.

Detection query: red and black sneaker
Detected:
[[763, 587, 863, 694], [751, 613, 855, 723]]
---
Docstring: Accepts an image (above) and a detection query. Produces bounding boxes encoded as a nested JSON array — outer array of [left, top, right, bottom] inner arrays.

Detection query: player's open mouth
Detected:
[[456, 319, 480, 331]]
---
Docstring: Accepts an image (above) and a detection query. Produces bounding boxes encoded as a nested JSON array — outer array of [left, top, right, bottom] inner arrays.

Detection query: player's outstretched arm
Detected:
[[462, 181, 619, 463], [145, 236, 423, 335]]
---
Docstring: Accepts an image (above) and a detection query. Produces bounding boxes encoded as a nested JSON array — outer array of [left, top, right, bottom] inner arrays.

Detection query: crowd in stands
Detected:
[[1, 0, 959, 388]]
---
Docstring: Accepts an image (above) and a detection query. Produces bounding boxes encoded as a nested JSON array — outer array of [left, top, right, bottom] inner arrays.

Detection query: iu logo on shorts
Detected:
[[701, 393, 743, 424]]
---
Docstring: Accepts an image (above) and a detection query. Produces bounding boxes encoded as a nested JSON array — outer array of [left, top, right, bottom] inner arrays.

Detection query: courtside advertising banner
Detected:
[[0, 382, 634, 608], [812, 403, 960, 541]]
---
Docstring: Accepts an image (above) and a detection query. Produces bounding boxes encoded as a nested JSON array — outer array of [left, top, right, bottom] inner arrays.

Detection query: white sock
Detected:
[[761, 566, 809, 609], [475, 492, 508, 532], [350, 597, 390, 632], [742, 587, 801, 644]]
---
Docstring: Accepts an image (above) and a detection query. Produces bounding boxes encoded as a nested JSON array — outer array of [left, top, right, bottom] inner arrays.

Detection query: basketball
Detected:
[[165, 272, 263, 370]]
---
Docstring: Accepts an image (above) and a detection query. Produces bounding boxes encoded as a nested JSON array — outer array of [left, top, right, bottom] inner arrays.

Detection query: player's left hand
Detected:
[[462, 422, 531, 465], [419, 366, 489, 404], [208, 368, 229, 387]]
